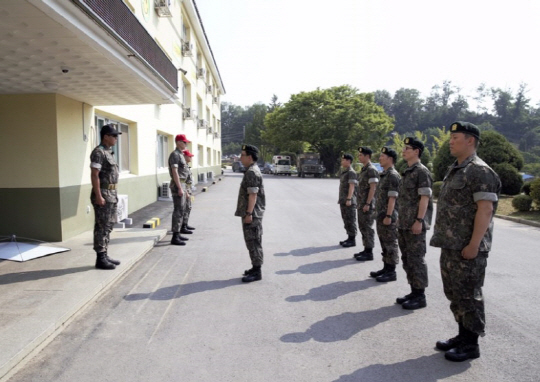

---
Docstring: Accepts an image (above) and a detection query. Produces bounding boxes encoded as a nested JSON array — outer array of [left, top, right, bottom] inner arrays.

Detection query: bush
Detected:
[[522, 183, 531, 195], [530, 178, 540, 207], [512, 195, 533, 212], [432, 181, 443, 198], [493, 163, 523, 196]]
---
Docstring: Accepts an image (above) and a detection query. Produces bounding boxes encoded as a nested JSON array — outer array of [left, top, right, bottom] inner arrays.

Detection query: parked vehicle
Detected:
[[272, 155, 292, 175], [232, 161, 246, 172], [261, 163, 274, 174], [297, 153, 325, 178]]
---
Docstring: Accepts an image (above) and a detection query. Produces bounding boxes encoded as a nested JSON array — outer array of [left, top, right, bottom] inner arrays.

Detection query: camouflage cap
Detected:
[[450, 121, 480, 139], [358, 146, 373, 155], [403, 136, 424, 152], [242, 144, 259, 155], [381, 146, 397, 162]]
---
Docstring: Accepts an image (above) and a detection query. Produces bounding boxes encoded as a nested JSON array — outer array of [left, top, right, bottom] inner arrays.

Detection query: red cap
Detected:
[[175, 134, 191, 143], [183, 149, 194, 157]]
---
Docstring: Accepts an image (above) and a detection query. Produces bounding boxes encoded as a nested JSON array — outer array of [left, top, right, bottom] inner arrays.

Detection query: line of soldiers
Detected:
[[338, 121, 501, 362]]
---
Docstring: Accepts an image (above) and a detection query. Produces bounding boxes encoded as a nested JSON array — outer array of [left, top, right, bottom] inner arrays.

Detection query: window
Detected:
[[198, 145, 204, 167], [94, 115, 130, 173], [207, 147, 211, 166], [157, 134, 169, 168]]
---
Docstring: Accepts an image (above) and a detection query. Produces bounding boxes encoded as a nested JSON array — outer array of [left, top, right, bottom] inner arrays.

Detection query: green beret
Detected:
[[450, 121, 480, 139]]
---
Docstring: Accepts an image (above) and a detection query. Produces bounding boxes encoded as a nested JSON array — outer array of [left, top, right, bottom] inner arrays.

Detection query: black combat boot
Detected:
[[180, 225, 193, 234], [105, 253, 121, 266], [186, 224, 195, 230], [243, 267, 255, 276], [396, 286, 415, 304], [171, 233, 186, 246], [95, 252, 116, 270], [376, 264, 396, 282], [370, 263, 388, 278], [444, 328, 480, 362], [436, 323, 465, 351], [341, 236, 356, 247], [242, 266, 262, 283], [179, 234, 189, 241], [355, 248, 373, 261], [402, 288, 427, 310]]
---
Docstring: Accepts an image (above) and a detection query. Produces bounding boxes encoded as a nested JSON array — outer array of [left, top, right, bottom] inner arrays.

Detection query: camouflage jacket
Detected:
[[397, 161, 433, 230], [357, 162, 380, 209], [90, 144, 119, 203], [376, 166, 400, 221], [430, 154, 501, 251], [339, 167, 358, 205], [235, 163, 265, 218], [168, 149, 189, 189]]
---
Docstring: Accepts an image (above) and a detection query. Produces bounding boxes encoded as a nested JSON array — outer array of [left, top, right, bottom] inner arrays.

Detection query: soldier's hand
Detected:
[[462, 244, 479, 260], [346, 200, 351, 207], [244, 215, 253, 224], [96, 195, 106, 207], [383, 217, 391, 226], [177, 189, 184, 197], [411, 221, 422, 235], [362, 204, 369, 213]]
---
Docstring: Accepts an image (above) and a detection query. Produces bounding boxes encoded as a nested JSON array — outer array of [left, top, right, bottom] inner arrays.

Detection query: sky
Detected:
[[195, 0, 540, 109]]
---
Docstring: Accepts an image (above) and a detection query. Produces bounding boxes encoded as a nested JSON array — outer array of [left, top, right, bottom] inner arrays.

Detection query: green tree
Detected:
[[264, 85, 394, 175], [493, 163, 523, 195], [391, 88, 423, 133]]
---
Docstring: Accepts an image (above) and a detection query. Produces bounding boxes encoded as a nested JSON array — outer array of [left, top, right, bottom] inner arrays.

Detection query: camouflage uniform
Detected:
[[235, 163, 265, 266], [90, 145, 119, 254], [356, 162, 379, 249], [338, 166, 358, 237], [397, 162, 433, 289], [169, 148, 189, 233], [183, 165, 193, 225], [375, 166, 400, 265], [430, 154, 501, 335]]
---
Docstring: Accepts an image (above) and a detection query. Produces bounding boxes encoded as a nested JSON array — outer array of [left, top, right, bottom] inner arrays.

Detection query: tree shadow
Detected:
[[280, 305, 413, 343], [123, 278, 240, 301], [332, 353, 471, 382], [276, 258, 353, 275], [0, 266, 94, 285], [274, 245, 340, 257], [286, 279, 378, 302]]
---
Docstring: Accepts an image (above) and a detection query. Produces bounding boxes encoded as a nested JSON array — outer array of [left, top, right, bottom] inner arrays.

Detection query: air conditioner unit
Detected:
[[214, 132, 220, 138], [207, 127, 212, 135], [182, 41, 193, 57], [197, 118, 206, 129], [182, 107, 193, 120], [155, 0, 172, 17], [212, 96, 219, 104], [206, 85, 212, 94], [159, 181, 172, 199], [196, 67, 206, 79]]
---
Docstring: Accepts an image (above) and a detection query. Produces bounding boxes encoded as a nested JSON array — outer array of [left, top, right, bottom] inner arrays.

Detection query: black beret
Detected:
[[450, 121, 480, 139], [101, 124, 122, 136], [358, 146, 373, 155], [403, 137, 424, 152], [342, 153, 354, 161], [242, 144, 259, 155], [381, 146, 397, 162]]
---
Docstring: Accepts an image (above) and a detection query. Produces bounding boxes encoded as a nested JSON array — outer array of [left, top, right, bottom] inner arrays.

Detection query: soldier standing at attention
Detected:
[[396, 137, 433, 310], [181, 149, 196, 234], [338, 154, 358, 248], [169, 134, 191, 246], [430, 122, 501, 362], [369, 147, 400, 282], [354, 147, 379, 261], [90, 124, 122, 270], [235, 144, 266, 283]]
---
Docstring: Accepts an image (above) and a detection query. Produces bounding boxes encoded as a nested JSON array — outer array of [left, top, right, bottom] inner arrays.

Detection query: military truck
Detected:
[[297, 153, 325, 178]]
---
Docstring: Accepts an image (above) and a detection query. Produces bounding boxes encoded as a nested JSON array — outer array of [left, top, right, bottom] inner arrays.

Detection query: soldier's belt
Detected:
[[101, 184, 117, 190]]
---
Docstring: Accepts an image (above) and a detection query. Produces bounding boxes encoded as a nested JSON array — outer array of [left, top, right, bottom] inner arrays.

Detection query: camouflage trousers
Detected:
[[397, 229, 428, 289], [340, 204, 357, 237], [182, 193, 192, 226], [242, 218, 264, 266], [376, 220, 399, 265], [93, 202, 117, 253], [357, 208, 376, 248], [171, 187, 186, 233], [440, 248, 488, 336]]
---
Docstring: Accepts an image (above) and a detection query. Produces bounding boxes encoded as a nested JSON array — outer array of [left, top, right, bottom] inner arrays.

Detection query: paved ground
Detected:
[[2, 170, 540, 382]]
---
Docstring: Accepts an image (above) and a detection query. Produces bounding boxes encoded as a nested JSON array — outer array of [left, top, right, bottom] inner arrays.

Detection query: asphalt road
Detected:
[[9, 170, 540, 382]]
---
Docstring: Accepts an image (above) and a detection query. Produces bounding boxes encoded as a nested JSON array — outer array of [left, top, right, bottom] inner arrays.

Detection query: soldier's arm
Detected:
[[412, 195, 430, 234], [91, 168, 106, 206], [169, 154, 184, 197], [462, 200, 493, 259]]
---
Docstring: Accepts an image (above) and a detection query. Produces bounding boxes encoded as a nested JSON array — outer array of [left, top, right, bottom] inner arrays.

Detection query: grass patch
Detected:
[[497, 196, 540, 222]]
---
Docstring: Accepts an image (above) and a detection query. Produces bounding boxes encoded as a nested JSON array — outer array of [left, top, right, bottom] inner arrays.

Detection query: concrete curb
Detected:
[[495, 214, 540, 228]]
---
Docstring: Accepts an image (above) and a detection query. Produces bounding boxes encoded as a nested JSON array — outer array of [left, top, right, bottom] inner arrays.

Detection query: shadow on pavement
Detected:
[[0, 266, 94, 285], [274, 245, 340, 257], [286, 279, 379, 302], [123, 278, 240, 301], [276, 258, 354, 275], [280, 305, 413, 343], [332, 353, 471, 382]]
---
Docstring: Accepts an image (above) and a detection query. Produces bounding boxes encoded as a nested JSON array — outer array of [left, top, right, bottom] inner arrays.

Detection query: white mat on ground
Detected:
[[0, 241, 70, 262]]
